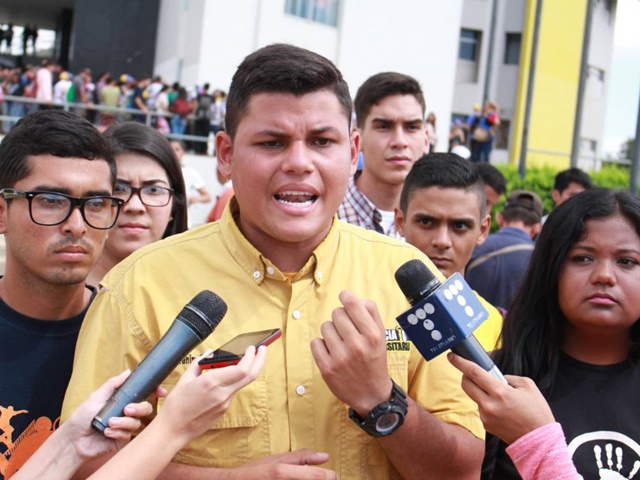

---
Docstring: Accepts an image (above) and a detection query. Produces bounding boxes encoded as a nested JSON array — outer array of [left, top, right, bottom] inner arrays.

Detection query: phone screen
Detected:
[[198, 328, 281, 369]]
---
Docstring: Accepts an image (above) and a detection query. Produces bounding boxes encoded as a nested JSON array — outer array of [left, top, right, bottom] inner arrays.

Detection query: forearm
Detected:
[[78, 449, 230, 480], [378, 398, 484, 480], [506, 422, 579, 480], [87, 422, 177, 480], [156, 463, 246, 480], [12, 423, 84, 480]]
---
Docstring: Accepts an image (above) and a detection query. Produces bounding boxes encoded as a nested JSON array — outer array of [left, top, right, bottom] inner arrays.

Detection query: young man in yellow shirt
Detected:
[[63, 44, 484, 480]]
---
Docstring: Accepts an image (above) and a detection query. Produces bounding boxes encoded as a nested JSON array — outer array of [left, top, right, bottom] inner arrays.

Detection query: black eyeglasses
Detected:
[[113, 183, 174, 207], [0, 188, 124, 230]]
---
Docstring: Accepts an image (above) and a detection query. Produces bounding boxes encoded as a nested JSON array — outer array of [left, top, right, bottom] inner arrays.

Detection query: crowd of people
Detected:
[[0, 61, 227, 151], [444, 101, 502, 163], [0, 42, 638, 480]]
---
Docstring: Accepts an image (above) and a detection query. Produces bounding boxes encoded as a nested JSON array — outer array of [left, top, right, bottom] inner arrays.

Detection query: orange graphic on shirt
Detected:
[[0, 406, 56, 480]]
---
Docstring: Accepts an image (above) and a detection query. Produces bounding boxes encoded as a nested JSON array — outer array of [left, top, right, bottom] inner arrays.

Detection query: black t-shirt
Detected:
[[485, 353, 640, 479], [0, 288, 95, 479]]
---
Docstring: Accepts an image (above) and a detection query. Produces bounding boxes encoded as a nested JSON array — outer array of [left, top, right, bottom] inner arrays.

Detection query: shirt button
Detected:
[[266, 266, 275, 275], [292, 310, 301, 319], [316, 271, 323, 280], [253, 270, 261, 279], [296, 385, 306, 395]]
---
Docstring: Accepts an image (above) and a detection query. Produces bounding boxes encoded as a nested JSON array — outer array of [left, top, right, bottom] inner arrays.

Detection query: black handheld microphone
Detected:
[[394, 259, 507, 383], [92, 290, 228, 433]]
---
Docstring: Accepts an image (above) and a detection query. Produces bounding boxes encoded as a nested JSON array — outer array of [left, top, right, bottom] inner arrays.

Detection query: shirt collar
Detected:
[[219, 197, 331, 285], [346, 173, 399, 237]]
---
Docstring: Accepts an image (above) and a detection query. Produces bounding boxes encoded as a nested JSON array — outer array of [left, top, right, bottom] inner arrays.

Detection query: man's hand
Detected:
[[311, 290, 392, 416], [448, 352, 555, 444], [157, 346, 266, 443], [232, 449, 336, 480]]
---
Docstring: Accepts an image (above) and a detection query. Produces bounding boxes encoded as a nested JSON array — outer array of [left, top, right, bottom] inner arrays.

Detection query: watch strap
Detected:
[[348, 380, 408, 437]]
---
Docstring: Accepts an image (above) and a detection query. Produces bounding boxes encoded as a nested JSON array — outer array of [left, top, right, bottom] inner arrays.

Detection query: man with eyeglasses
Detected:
[[0, 109, 121, 478]]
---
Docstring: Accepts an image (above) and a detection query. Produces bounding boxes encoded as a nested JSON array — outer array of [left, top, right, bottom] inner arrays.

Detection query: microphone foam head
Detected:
[[395, 259, 440, 303], [180, 290, 228, 340]]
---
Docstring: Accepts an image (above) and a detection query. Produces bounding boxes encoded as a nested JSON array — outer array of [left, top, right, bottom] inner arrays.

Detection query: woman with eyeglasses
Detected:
[[86, 122, 188, 288]]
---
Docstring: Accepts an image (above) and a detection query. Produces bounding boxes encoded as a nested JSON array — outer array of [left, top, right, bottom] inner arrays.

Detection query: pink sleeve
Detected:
[[506, 422, 580, 480]]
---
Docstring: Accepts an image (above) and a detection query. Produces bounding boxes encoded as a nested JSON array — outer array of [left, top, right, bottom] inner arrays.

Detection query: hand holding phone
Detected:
[[199, 328, 282, 369]]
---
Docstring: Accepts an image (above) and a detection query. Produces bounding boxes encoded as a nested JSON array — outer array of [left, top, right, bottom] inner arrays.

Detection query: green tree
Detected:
[[619, 138, 635, 162]]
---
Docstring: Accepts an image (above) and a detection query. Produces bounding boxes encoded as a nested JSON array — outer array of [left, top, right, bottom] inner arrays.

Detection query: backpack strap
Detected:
[[467, 243, 534, 273]]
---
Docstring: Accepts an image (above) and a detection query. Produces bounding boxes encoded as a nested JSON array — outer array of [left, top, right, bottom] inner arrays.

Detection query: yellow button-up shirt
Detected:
[[63, 201, 484, 479]]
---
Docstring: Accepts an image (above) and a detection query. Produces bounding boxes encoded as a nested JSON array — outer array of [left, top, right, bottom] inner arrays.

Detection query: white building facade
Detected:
[[153, 0, 463, 151]]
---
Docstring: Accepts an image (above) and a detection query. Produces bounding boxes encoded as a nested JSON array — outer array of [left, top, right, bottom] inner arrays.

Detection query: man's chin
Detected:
[[46, 269, 91, 287]]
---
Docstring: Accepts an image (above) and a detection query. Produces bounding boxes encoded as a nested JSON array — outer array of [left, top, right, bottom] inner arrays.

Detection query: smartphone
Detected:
[[198, 328, 282, 369]]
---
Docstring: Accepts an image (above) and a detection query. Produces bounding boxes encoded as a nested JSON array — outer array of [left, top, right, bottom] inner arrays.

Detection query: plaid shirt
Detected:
[[337, 175, 400, 238]]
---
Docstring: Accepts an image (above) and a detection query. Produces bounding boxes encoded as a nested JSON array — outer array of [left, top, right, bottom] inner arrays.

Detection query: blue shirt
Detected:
[[465, 227, 533, 310]]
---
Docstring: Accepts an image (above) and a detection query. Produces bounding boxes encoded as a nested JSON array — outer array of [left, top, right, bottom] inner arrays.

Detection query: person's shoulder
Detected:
[[333, 221, 433, 269], [336, 220, 409, 248], [103, 224, 222, 286], [486, 229, 518, 246], [471, 232, 501, 258]]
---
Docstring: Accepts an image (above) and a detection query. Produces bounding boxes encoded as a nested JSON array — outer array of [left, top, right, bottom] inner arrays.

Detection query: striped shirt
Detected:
[[337, 175, 400, 238]]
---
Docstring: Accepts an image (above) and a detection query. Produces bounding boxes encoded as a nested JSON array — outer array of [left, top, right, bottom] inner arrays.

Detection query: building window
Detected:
[[285, 0, 340, 27], [504, 33, 521, 65], [459, 29, 481, 61], [580, 138, 597, 154], [495, 119, 510, 150], [586, 65, 605, 97]]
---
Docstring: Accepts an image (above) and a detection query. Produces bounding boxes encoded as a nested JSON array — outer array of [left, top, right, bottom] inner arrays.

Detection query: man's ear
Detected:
[[551, 189, 561, 206], [424, 126, 430, 154], [477, 213, 491, 246], [394, 207, 406, 237], [496, 212, 506, 229], [350, 129, 361, 176], [216, 132, 233, 180], [0, 198, 8, 235]]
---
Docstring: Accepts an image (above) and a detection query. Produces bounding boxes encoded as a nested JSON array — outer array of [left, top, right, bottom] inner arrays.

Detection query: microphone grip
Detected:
[[92, 320, 202, 433], [92, 391, 138, 433], [452, 335, 508, 383]]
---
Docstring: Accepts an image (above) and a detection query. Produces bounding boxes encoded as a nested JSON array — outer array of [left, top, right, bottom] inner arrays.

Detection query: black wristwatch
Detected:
[[348, 380, 408, 437]]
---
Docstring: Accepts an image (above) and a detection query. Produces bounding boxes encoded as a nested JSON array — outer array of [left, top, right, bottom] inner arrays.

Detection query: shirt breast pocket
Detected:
[[158, 373, 270, 468]]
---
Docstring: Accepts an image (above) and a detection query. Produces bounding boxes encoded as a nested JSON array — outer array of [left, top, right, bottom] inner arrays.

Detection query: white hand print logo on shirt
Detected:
[[568, 431, 640, 479]]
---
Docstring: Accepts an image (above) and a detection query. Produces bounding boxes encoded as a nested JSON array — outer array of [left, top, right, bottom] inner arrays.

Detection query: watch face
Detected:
[[376, 412, 401, 435]]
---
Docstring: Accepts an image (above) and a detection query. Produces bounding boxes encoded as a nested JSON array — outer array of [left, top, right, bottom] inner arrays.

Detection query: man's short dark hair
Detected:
[[400, 152, 486, 217], [476, 163, 507, 195], [354, 72, 426, 129], [501, 190, 543, 226], [0, 110, 115, 188], [553, 167, 593, 193], [224, 43, 352, 139]]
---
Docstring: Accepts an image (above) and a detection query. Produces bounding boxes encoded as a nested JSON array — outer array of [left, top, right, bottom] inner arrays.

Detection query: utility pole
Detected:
[[483, 0, 500, 105], [519, 0, 544, 178]]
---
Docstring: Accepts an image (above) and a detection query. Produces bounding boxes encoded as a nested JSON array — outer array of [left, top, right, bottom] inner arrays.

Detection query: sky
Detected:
[[602, 0, 640, 157]]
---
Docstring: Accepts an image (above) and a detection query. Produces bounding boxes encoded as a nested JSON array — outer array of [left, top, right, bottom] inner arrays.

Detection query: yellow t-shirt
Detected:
[[62, 201, 483, 479]]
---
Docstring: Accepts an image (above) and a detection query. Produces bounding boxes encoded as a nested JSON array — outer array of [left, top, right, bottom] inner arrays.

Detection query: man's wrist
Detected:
[[348, 380, 408, 437], [351, 379, 394, 417]]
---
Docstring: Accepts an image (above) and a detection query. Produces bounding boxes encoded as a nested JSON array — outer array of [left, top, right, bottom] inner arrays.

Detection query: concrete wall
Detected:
[[154, 0, 462, 152], [581, 0, 616, 162], [453, 0, 525, 162]]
